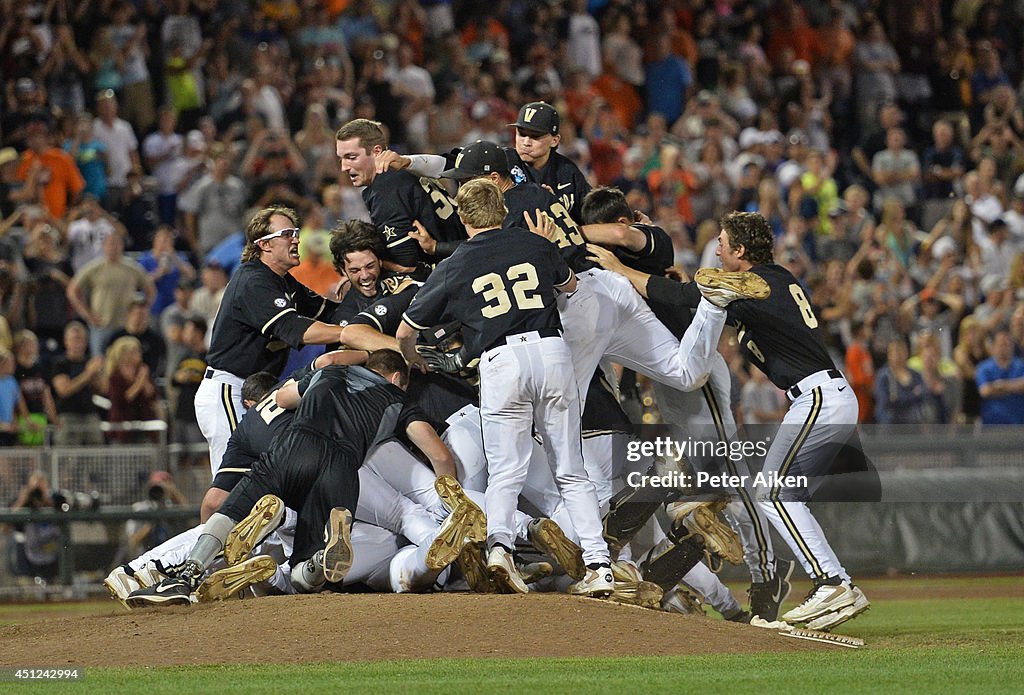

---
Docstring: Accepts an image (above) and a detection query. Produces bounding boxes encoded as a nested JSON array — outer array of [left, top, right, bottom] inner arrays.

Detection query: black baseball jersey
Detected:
[[403, 228, 572, 358], [503, 181, 594, 272], [609, 222, 693, 340], [362, 169, 466, 267], [350, 280, 478, 423], [646, 264, 834, 390], [294, 364, 425, 453], [506, 147, 592, 222], [581, 370, 632, 435], [206, 261, 337, 378], [212, 387, 294, 491]]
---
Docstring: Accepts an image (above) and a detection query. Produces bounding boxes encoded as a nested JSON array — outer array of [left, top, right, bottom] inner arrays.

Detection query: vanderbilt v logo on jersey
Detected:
[[524, 107, 538, 122]]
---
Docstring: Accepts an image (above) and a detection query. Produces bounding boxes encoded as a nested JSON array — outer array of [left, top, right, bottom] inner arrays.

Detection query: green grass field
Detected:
[[2, 576, 1022, 694]]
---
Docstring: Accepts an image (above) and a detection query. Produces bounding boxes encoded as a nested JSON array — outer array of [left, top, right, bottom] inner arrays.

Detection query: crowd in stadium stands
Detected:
[[1, 0, 1024, 451]]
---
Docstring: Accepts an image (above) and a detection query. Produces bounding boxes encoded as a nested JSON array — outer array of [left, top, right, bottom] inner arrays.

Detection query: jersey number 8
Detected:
[[788, 283, 819, 329], [472, 262, 544, 318]]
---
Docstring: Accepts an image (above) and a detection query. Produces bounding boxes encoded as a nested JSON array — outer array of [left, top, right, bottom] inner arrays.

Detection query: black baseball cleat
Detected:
[[125, 577, 195, 608], [723, 607, 753, 624], [748, 557, 795, 622]]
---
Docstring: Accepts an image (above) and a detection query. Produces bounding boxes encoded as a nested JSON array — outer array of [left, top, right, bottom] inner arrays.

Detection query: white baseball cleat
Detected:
[[486, 547, 529, 594], [782, 577, 857, 624], [694, 267, 771, 308], [132, 560, 167, 588], [568, 564, 615, 598], [104, 565, 141, 609], [805, 585, 870, 631]]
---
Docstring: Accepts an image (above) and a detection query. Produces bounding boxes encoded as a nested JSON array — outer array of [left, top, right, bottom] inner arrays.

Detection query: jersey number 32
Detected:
[[472, 263, 544, 318]]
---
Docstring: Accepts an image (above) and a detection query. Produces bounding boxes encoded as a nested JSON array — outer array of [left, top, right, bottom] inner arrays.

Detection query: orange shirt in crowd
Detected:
[[594, 72, 642, 130], [647, 167, 697, 225], [845, 339, 875, 423], [16, 148, 86, 219]]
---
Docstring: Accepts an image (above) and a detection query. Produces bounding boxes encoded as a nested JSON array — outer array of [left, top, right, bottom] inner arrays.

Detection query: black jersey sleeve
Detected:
[[349, 284, 419, 335], [613, 223, 674, 276], [646, 275, 702, 309], [286, 274, 338, 322], [402, 261, 450, 331], [233, 268, 318, 349]]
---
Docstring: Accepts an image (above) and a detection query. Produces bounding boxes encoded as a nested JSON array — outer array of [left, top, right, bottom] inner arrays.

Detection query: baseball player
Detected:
[[397, 179, 613, 596], [506, 101, 592, 221], [335, 119, 466, 271], [580, 187, 791, 621], [196, 206, 342, 484], [381, 140, 748, 407], [127, 350, 452, 604], [619, 211, 871, 631]]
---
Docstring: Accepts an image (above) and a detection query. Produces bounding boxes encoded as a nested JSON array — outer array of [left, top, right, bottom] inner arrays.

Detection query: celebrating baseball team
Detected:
[[103, 101, 869, 634]]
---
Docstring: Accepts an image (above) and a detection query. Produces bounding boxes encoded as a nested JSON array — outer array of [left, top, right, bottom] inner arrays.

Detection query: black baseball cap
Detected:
[[509, 101, 559, 136], [441, 140, 509, 179]]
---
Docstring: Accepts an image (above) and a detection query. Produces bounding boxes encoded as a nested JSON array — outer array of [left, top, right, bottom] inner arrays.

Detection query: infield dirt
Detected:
[[0, 593, 827, 666]]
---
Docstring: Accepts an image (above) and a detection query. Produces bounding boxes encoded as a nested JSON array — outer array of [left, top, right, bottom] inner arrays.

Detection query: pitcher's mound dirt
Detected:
[[0, 593, 828, 666]]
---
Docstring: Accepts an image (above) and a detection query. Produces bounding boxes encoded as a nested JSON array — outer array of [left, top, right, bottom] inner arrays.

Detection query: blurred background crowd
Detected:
[[2, 0, 1024, 455]]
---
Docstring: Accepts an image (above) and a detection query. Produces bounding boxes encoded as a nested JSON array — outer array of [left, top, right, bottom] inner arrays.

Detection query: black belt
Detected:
[[205, 368, 214, 378], [786, 369, 842, 400]]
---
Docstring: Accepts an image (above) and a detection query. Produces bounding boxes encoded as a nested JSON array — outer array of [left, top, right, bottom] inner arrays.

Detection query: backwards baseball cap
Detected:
[[441, 140, 509, 179], [510, 101, 559, 136]]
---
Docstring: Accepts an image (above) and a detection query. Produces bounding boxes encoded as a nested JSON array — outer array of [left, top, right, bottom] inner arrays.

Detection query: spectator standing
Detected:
[[740, 367, 787, 426], [66, 234, 155, 357], [872, 128, 921, 216], [137, 226, 196, 318], [92, 90, 141, 214], [66, 196, 125, 273], [108, 0, 156, 135], [16, 117, 85, 219], [875, 339, 929, 425], [50, 321, 104, 447], [976, 331, 1024, 424], [63, 113, 108, 203], [21, 221, 73, 355], [0, 348, 27, 446], [178, 145, 247, 256], [12, 330, 56, 445], [106, 296, 167, 378], [102, 336, 159, 444], [645, 34, 692, 127], [142, 107, 185, 226], [189, 261, 228, 330], [921, 120, 966, 200], [853, 21, 900, 133], [168, 316, 207, 466]]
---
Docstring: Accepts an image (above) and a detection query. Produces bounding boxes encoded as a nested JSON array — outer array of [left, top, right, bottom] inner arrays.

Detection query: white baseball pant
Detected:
[[755, 375, 858, 583], [559, 268, 726, 403], [194, 370, 246, 475], [655, 353, 776, 583], [479, 333, 609, 566]]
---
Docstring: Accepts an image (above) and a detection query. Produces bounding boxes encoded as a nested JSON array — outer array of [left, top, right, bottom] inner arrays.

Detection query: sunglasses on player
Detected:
[[257, 227, 301, 242]]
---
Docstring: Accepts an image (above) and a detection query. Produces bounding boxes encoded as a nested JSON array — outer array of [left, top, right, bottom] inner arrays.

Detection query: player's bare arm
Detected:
[[405, 420, 457, 478], [300, 320, 345, 346], [581, 223, 648, 252], [275, 379, 300, 409], [312, 349, 370, 369], [340, 323, 401, 352], [586, 243, 651, 297], [396, 320, 430, 373]]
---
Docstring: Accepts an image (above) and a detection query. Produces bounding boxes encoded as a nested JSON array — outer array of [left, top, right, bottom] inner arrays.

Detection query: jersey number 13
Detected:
[[472, 263, 544, 318]]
